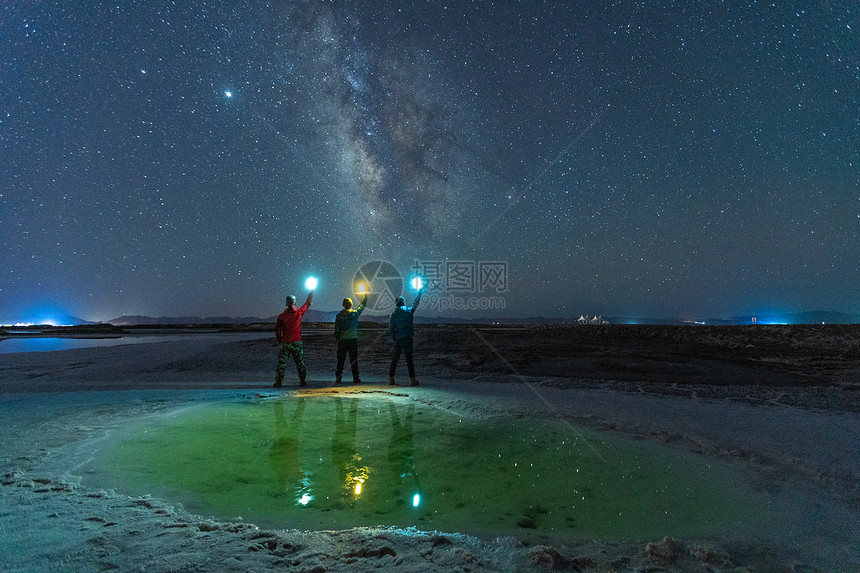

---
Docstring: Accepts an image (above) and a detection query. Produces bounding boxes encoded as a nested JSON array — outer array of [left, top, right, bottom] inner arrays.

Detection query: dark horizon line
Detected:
[[8, 309, 860, 328]]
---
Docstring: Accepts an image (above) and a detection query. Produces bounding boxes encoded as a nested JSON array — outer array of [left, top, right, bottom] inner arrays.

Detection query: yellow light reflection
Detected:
[[346, 463, 370, 499]]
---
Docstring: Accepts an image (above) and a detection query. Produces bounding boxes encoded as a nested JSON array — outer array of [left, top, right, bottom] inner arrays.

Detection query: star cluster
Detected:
[[1, 1, 857, 321]]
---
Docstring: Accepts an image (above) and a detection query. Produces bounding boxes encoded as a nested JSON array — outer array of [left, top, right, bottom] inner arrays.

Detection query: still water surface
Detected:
[[82, 395, 774, 544], [0, 333, 268, 354]]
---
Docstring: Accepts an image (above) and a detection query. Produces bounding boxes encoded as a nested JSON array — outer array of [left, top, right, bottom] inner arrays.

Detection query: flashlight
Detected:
[[305, 276, 318, 291], [410, 276, 424, 291], [355, 282, 368, 295]]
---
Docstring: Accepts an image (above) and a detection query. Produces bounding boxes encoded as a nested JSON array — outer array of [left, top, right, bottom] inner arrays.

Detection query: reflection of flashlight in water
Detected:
[[298, 494, 312, 506], [410, 276, 424, 291], [412, 493, 421, 507], [305, 276, 318, 291]]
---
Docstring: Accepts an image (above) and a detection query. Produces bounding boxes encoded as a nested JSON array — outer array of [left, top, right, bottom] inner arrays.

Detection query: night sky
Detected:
[[2, 1, 858, 323]]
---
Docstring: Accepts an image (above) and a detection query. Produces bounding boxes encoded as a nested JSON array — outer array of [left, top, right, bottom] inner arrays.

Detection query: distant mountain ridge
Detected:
[[11, 310, 858, 327], [781, 311, 860, 324], [103, 311, 550, 326], [94, 310, 860, 326], [104, 311, 464, 325], [705, 311, 860, 326], [106, 314, 283, 326]]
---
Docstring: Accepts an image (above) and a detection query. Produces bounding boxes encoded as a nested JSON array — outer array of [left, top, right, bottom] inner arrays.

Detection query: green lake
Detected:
[[82, 395, 772, 544]]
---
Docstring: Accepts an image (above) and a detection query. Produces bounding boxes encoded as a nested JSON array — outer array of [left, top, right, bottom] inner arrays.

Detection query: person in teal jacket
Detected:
[[388, 290, 423, 386], [334, 293, 368, 383]]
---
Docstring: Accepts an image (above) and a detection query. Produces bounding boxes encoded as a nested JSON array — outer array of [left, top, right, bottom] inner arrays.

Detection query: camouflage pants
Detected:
[[276, 341, 306, 383]]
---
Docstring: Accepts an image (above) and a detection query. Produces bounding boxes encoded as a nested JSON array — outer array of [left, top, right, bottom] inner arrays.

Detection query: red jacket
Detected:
[[276, 294, 312, 343]]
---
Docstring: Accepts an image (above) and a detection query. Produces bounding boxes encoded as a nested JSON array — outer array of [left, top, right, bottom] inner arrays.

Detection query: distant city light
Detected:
[[11, 306, 75, 327], [5, 320, 74, 327]]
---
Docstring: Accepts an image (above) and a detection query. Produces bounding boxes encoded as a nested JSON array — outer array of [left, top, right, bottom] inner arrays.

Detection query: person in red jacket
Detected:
[[274, 290, 313, 387]]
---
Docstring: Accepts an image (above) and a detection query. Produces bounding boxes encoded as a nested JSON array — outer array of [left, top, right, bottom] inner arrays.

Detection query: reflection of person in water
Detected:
[[332, 398, 365, 502], [388, 402, 419, 502], [269, 398, 307, 502]]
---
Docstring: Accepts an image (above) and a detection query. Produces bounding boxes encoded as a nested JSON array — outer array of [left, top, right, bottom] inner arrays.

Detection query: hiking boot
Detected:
[[410, 378, 419, 386], [388, 376, 396, 386]]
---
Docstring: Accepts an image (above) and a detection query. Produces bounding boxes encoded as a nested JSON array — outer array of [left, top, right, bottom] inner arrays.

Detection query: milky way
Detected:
[[1, 2, 857, 322]]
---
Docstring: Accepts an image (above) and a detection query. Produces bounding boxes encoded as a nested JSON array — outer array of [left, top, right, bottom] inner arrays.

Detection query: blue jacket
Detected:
[[389, 293, 422, 340]]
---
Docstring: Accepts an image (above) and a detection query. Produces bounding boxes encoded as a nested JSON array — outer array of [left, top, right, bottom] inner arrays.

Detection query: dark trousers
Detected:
[[336, 339, 360, 380], [389, 337, 415, 378]]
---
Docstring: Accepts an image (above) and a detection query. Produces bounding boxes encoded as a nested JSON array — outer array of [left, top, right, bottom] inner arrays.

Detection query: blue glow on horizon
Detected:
[[751, 314, 793, 325], [12, 304, 76, 327]]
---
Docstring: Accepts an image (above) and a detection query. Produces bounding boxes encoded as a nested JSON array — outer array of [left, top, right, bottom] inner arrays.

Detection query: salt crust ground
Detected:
[[1, 331, 859, 572]]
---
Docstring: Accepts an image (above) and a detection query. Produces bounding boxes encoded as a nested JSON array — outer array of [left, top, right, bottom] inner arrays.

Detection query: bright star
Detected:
[[224, 91, 232, 98]]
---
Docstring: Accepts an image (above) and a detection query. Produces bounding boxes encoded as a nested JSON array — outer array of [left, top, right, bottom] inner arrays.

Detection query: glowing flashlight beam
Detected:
[[304, 276, 318, 291], [412, 493, 421, 507], [355, 282, 367, 295], [410, 276, 424, 291]]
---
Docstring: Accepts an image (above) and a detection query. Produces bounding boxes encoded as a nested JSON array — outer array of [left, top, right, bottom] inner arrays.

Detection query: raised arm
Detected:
[[356, 293, 368, 316], [297, 290, 314, 317]]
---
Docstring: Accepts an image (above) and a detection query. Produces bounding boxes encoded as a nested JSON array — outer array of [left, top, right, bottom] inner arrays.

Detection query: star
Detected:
[[0, 2, 854, 322]]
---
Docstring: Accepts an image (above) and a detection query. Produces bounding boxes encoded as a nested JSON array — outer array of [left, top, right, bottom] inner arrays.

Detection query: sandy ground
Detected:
[[1, 324, 859, 572]]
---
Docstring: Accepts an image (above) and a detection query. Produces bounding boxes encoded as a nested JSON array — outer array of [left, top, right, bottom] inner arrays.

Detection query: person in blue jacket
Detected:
[[388, 289, 423, 386]]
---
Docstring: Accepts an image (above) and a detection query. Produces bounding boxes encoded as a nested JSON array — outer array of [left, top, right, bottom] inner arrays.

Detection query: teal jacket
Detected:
[[334, 296, 367, 341], [389, 292, 422, 340]]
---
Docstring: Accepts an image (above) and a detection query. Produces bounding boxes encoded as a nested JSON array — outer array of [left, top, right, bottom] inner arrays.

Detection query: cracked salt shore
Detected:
[[1, 325, 858, 572]]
